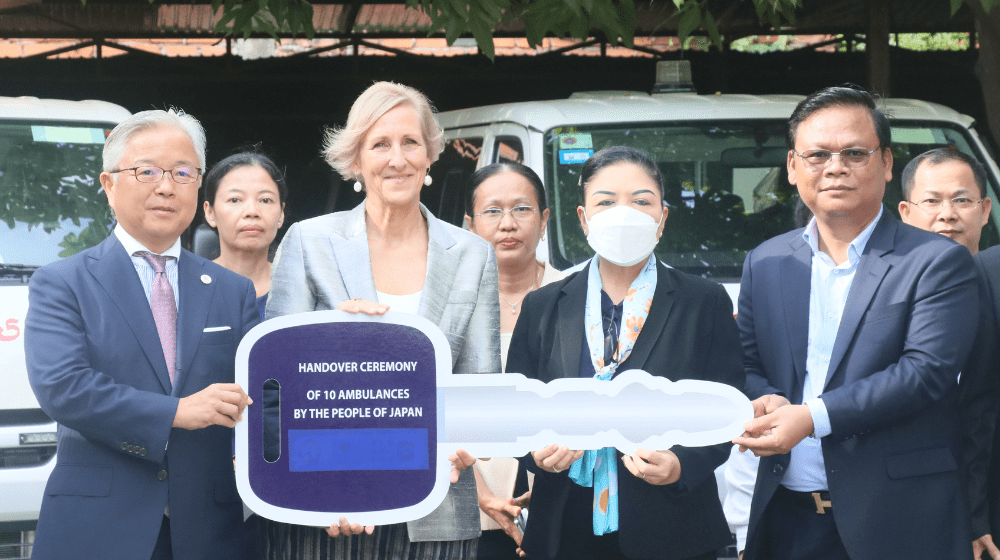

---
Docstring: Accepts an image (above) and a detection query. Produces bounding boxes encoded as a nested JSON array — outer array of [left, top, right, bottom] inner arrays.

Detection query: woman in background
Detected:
[[465, 162, 566, 558], [202, 149, 287, 559], [264, 81, 499, 560], [203, 150, 287, 318]]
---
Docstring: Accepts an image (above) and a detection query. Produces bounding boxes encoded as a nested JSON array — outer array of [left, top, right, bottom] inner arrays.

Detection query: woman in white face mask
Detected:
[[505, 146, 745, 560]]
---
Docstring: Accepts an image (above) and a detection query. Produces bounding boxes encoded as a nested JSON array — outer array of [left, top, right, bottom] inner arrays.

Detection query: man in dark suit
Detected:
[[897, 148, 1000, 559], [974, 245, 1000, 560], [24, 109, 259, 560], [733, 86, 979, 560]]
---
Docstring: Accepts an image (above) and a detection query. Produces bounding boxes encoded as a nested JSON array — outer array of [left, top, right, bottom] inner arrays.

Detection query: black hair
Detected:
[[787, 84, 891, 151], [203, 150, 288, 217], [900, 147, 988, 200], [578, 146, 663, 204], [465, 162, 547, 217]]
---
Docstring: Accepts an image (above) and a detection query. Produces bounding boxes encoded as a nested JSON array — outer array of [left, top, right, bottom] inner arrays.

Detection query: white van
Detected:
[[0, 96, 130, 558], [427, 71, 1000, 309], [425, 68, 1000, 558]]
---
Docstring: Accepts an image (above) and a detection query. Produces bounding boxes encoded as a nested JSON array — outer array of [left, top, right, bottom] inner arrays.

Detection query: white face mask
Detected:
[[584, 205, 663, 267]]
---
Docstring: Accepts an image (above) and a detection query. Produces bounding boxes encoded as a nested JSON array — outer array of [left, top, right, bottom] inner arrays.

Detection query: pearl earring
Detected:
[[354, 181, 362, 192], [423, 174, 432, 187]]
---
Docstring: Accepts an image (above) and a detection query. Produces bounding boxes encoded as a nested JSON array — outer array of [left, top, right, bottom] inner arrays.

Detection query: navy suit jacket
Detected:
[[24, 234, 259, 560], [507, 261, 745, 560], [739, 212, 979, 560], [969, 246, 1000, 540]]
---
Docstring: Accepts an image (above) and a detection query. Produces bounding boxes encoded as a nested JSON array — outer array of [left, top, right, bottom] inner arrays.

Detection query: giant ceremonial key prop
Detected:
[[236, 311, 752, 526]]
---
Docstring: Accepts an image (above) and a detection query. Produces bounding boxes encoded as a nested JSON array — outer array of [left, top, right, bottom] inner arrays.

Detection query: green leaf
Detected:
[[703, 8, 722, 50], [616, 0, 636, 46], [677, 2, 701, 42], [469, 18, 495, 59], [950, 0, 964, 16], [444, 16, 463, 44]]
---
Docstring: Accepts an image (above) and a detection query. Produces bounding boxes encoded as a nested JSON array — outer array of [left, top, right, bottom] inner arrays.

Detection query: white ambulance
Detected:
[[427, 64, 1000, 309], [0, 96, 130, 558]]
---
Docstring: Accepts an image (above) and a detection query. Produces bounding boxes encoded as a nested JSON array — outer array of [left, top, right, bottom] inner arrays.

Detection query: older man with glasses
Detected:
[[24, 108, 259, 560]]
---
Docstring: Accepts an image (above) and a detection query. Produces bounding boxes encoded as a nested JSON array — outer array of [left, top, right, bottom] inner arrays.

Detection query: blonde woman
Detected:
[[264, 82, 500, 560]]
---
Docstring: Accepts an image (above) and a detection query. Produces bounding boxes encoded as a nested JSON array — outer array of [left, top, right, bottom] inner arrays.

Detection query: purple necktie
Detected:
[[137, 252, 177, 387]]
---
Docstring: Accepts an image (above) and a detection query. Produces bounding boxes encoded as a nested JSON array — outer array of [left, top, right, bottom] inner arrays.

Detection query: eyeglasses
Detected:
[[112, 165, 203, 184], [907, 197, 983, 212], [792, 148, 879, 169], [474, 205, 536, 224]]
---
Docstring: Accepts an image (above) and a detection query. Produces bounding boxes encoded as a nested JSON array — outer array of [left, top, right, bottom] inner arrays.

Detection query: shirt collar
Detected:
[[114, 223, 181, 259], [802, 205, 883, 266]]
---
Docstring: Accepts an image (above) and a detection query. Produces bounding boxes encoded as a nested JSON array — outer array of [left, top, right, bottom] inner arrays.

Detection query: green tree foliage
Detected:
[[77, 0, 1000, 58]]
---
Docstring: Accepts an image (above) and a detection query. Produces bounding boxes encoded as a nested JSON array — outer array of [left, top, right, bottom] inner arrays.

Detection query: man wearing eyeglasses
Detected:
[[24, 109, 259, 560], [897, 149, 1000, 560], [899, 148, 992, 255], [733, 86, 979, 560]]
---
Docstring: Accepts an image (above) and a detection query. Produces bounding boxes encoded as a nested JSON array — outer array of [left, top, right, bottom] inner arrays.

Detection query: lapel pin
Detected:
[[201, 274, 212, 285]]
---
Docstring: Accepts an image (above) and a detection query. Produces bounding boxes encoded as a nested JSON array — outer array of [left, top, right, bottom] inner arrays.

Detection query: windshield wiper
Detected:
[[0, 264, 40, 280]]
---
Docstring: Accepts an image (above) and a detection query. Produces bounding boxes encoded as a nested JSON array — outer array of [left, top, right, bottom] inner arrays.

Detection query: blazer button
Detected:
[[121, 442, 128, 451], [772, 464, 784, 475], [127, 445, 135, 453], [157, 470, 168, 481], [140, 448, 147, 457]]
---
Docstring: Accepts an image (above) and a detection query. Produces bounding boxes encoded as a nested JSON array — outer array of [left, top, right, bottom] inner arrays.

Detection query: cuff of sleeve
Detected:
[[736, 526, 748, 555], [804, 397, 832, 438]]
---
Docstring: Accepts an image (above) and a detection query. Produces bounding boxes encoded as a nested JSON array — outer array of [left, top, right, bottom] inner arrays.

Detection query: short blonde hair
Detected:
[[323, 82, 444, 181]]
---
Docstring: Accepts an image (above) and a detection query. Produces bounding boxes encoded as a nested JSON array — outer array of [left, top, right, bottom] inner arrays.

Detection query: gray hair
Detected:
[[102, 108, 207, 173], [323, 82, 444, 181]]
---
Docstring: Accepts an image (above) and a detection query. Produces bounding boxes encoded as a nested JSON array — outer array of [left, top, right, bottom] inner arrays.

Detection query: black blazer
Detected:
[[506, 260, 745, 560], [970, 246, 1000, 541]]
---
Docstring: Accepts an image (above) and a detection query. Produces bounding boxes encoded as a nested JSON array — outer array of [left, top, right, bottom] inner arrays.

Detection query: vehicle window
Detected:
[[0, 122, 113, 278], [886, 123, 999, 251], [545, 121, 999, 279], [425, 137, 483, 225], [495, 136, 524, 164]]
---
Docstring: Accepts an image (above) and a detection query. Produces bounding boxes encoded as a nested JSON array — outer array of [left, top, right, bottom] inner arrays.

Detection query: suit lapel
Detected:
[[781, 236, 812, 394], [419, 206, 458, 328], [555, 264, 588, 381], [332, 202, 377, 301], [176, 250, 215, 396], [824, 215, 894, 390], [88, 236, 171, 394], [623, 261, 674, 372]]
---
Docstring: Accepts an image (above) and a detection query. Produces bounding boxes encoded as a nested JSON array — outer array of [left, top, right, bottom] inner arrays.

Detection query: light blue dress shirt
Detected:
[[781, 207, 882, 492], [113, 224, 180, 308]]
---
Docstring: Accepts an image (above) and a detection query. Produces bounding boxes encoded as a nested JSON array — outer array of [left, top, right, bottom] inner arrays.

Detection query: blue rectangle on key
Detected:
[[287, 429, 429, 472]]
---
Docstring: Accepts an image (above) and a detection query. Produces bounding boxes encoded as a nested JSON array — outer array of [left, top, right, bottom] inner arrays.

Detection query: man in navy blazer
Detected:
[[733, 86, 979, 560], [24, 109, 258, 560]]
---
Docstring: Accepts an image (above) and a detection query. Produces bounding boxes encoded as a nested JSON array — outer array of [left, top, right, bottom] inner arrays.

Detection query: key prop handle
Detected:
[[236, 311, 752, 526]]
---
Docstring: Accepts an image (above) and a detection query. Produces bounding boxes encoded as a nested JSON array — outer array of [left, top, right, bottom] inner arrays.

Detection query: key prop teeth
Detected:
[[442, 369, 753, 457]]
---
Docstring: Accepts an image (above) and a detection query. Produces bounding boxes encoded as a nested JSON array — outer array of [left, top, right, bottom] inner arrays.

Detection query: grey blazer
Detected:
[[266, 201, 501, 541]]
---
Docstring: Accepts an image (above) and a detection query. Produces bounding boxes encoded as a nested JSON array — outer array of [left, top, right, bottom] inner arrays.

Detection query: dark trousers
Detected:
[[478, 529, 522, 560], [551, 482, 716, 560], [150, 516, 172, 560], [755, 486, 850, 560]]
